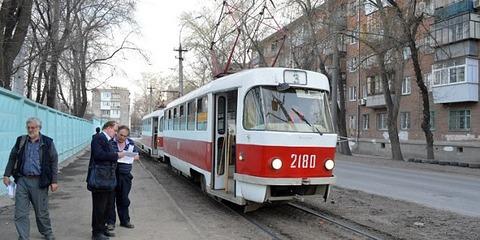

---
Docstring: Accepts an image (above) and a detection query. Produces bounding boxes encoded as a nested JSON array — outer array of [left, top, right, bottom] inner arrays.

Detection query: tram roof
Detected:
[[142, 109, 164, 120], [166, 67, 329, 109]]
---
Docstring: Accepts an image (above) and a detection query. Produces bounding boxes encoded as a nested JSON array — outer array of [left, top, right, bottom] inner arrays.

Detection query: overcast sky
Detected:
[[109, 0, 200, 98]]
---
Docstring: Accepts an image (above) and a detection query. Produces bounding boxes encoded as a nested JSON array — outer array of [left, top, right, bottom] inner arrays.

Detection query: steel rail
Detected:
[[288, 202, 385, 240]]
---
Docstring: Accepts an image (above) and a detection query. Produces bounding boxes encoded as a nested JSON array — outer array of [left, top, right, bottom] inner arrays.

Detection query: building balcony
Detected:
[[432, 82, 478, 103], [434, 0, 475, 21], [434, 40, 478, 61], [365, 94, 386, 108], [432, 58, 479, 104]]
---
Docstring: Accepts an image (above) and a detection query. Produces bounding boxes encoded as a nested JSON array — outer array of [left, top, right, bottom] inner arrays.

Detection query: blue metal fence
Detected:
[[0, 87, 94, 194]]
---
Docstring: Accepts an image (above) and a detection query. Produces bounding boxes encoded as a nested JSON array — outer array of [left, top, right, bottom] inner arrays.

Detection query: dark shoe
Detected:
[[92, 233, 109, 240], [104, 230, 116, 237], [107, 224, 115, 231], [43, 235, 55, 240], [120, 222, 135, 229]]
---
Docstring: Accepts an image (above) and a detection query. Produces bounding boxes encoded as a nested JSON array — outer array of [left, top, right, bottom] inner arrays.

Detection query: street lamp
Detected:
[[175, 16, 202, 97]]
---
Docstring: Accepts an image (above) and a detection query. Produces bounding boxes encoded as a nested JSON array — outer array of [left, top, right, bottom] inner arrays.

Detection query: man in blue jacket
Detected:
[[3, 117, 58, 240], [107, 125, 139, 231], [87, 121, 125, 240]]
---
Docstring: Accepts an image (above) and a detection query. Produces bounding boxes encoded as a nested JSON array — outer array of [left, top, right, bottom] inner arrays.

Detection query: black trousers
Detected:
[[91, 191, 114, 235], [107, 172, 133, 225]]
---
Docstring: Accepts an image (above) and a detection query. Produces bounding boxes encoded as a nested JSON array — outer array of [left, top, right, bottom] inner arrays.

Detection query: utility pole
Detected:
[[147, 85, 155, 113], [174, 44, 187, 96]]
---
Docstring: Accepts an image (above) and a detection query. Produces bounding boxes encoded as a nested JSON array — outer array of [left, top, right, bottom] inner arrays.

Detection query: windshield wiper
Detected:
[[272, 95, 293, 123], [291, 107, 323, 135]]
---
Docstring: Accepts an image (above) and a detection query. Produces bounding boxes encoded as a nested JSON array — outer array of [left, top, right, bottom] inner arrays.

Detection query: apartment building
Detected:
[[259, 0, 480, 163], [92, 87, 130, 126]]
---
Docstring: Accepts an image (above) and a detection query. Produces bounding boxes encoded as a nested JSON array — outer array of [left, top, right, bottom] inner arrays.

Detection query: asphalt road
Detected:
[[334, 161, 480, 217]]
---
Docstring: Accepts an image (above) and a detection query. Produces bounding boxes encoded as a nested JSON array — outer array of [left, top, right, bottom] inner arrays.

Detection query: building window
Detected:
[[187, 100, 196, 131], [377, 113, 388, 130], [433, 64, 466, 86], [271, 41, 277, 53], [367, 76, 383, 95], [449, 110, 471, 131], [348, 86, 357, 101], [402, 77, 411, 95], [348, 0, 358, 16], [101, 92, 111, 101], [348, 57, 358, 72], [349, 26, 358, 44], [101, 110, 110, 116], [424, 72, 433, 92], [349, 115, 357, 129], [430, 111, 435, 130], [362, 114, 369, 130], [432, 14, 477, 46], [402, 47, 411, 60], [197, 96, 208, 131], [400, 112, 410, 130]]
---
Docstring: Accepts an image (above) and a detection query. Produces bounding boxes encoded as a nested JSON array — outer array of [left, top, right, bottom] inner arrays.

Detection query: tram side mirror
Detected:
[[277, 82, 290, 92], [271, 100, 279, 111]]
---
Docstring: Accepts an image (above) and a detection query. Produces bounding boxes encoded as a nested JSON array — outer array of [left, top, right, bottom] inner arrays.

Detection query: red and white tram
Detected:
[[163, 68, 336, 207], [138, 109, 164, 159]]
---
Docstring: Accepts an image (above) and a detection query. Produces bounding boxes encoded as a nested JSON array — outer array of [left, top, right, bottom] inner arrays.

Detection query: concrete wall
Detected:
[[0, 87, 93, 194]]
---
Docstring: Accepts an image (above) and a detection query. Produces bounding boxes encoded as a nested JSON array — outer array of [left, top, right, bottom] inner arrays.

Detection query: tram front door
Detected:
[[212, 91, 237, 191]]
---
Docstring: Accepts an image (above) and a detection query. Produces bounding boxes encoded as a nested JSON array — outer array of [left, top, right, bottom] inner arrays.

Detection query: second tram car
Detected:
[[162, 68, 336, 207], [138, 109, 164, 159]]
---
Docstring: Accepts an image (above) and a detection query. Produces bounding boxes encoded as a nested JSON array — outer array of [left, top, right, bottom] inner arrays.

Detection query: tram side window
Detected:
[[159, 117, 164, 132], [167, 110, 172, 130], [197, 96, 208, 131], [173, 107, 178, 130], [243, 87, 265, 130], [187, 100, 196, 131], [179, 104, 186, 130]]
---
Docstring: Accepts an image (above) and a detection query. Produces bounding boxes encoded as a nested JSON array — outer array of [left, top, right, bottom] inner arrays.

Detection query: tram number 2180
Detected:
[[290, 154, 316, 169]]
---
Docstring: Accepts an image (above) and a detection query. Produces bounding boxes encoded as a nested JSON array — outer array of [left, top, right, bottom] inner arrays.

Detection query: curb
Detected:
[[412, 158, 480, 169]]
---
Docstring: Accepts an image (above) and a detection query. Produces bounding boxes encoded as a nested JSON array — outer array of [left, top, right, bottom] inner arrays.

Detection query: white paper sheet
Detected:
[[117, 145, 138, 164], [7, 182, 15, 199]]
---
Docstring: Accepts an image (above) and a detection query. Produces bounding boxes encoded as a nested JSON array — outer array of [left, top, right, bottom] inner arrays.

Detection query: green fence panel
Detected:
[[0, 87, 94, 195]]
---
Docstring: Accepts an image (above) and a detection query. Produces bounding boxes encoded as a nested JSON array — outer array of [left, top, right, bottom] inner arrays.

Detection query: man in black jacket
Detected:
[[3, 117, 58, 240], [87, 121, 125, 240]]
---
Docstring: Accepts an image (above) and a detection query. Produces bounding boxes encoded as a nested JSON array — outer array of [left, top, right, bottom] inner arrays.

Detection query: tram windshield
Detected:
[[243, 86, 334, 133]]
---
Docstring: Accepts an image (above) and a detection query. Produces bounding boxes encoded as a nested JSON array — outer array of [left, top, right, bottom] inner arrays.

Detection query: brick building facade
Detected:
[[259, 0, 480, 163]]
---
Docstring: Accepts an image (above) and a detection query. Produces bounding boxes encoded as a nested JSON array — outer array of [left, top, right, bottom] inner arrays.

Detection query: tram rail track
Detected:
[[287, 202, 386, 240], [142, 156, 396, 240]]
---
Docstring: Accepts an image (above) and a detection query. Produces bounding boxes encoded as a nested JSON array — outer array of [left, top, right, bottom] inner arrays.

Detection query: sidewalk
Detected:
[[0, 151, 200, 240], [336, 153, 480, 178]]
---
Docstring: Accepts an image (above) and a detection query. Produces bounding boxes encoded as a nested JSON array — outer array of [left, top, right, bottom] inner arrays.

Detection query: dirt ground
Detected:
[[143, 156, 479, 240], [303, 186, 480, 240]]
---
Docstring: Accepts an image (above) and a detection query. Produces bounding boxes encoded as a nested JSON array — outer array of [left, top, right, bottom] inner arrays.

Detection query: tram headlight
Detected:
[[271, 158, 283, 170], [324, 159, 335, 170]]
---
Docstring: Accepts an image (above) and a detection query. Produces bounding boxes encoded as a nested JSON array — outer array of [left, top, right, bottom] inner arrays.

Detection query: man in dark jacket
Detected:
[[2, 117, 58, 240], [87, 121, 125, 240], [107, 125, 139, 231]]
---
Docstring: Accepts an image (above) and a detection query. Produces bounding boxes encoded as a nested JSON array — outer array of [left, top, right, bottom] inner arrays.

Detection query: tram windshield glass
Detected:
[[244, 86, 333, 133]]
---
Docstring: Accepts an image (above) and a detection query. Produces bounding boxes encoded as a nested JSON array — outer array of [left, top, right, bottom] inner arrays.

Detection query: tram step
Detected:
[[207, 187, 246, 205]]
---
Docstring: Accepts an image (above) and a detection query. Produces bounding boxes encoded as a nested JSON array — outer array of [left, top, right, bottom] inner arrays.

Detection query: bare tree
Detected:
[[283, 0, 352, 155], [0, 0, 33, 89], [386, 0, 435, 159]]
